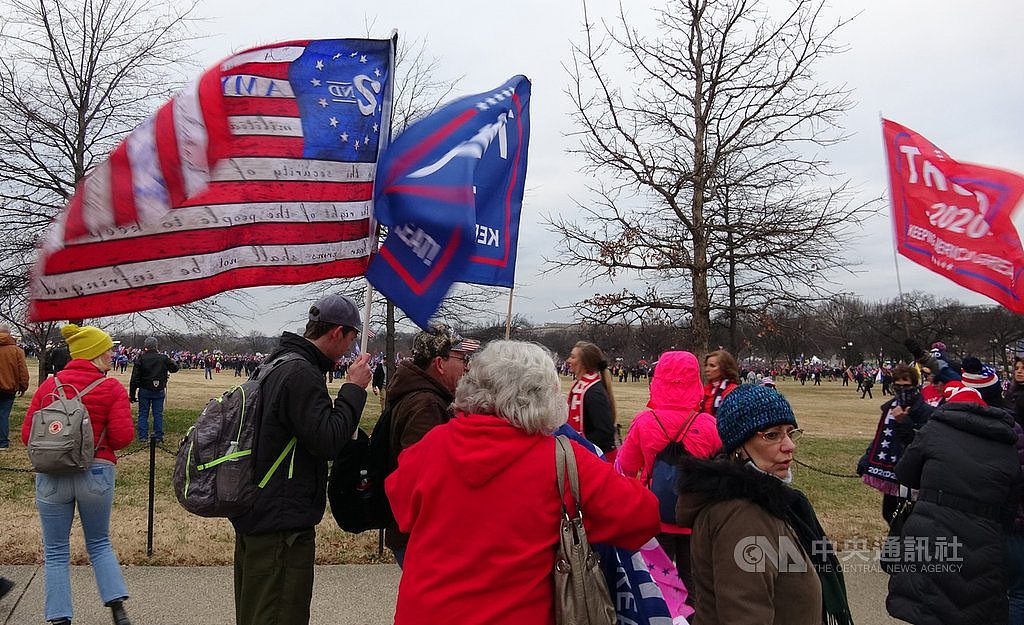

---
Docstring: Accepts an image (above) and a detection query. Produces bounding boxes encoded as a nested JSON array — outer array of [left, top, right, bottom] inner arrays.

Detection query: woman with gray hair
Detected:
[[386, 340, 660, 625]]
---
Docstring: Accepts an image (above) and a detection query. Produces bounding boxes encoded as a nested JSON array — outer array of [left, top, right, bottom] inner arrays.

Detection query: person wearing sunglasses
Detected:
[[856, 364, 934, 525], [676, 384, 853, 625]]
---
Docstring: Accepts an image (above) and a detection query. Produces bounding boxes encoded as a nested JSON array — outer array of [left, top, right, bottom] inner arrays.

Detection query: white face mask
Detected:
[[745, 460, 793, 484]]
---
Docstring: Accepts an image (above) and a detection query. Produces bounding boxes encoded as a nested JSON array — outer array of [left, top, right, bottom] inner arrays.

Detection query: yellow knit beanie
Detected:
[[61, 324, 113, 361]]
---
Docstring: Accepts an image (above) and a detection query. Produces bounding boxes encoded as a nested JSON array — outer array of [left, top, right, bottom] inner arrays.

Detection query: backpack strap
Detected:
[[651, 409, 698, 444]]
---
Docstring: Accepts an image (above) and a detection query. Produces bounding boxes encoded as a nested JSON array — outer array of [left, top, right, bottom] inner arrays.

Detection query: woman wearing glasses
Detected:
[[856, 364, 934, 524], [675, 384, 853, 625]]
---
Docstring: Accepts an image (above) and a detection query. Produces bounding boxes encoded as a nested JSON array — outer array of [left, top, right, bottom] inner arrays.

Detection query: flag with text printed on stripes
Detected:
[[29, 37, 395, 322]]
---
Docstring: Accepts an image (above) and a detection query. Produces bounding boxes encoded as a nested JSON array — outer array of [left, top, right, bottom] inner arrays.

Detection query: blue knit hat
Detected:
[[716, 384, 798, 454]]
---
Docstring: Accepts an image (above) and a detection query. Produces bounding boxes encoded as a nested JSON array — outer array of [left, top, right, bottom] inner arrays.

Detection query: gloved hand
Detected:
[[903, 338, 925, 362], [129, 397, 137, 403]]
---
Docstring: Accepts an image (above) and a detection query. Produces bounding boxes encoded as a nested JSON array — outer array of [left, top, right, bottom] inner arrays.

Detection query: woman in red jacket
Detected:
[[700, 349, 740, 416], [386, 340, 660, 625], [22, 324, 135, 625]]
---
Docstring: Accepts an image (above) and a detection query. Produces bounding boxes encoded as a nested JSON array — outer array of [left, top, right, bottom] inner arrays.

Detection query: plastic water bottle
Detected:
[[355, 470, 373, 500]]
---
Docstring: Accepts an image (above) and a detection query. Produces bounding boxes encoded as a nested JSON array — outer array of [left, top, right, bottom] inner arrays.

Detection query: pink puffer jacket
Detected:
[[615, 351, 722, 533]]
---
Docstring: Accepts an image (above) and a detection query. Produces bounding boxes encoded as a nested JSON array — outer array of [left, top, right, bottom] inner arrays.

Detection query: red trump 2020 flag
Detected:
[[29, 38, 395, 321], [883, 119, 1024, 313]]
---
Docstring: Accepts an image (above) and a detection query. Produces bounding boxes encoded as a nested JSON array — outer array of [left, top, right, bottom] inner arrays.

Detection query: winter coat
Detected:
[[675, 455, 824, 625], [0, 332, 29, 396], [384, 359, 455, 550], [567, 374, 617, 453], [128, 349, 179, 397], [616, 351, 722, 533], [22, 359, 134, 463], [386, 413, 660, 625], [230, 332, 366, 535], [886, 401, 1020, 625]]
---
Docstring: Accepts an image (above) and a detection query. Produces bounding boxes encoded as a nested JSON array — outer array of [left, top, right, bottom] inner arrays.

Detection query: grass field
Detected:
[[0, 362, 888, 565]]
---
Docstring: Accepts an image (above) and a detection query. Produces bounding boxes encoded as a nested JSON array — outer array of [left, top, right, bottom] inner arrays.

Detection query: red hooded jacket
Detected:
[[386, 412, 659, 625], [22, 359, 134, 463]]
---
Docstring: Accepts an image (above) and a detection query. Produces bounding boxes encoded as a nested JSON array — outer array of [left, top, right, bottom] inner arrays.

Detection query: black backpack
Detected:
[[173, 353, 303, 518], [648, 410, 698, 524], [328, 403, 395, 533]]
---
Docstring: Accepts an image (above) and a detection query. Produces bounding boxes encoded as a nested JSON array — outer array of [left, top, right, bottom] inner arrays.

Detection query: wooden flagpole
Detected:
[[504, 287, 514, 339]]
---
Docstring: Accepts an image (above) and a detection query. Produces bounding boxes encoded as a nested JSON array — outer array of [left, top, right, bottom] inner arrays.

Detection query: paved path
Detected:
[[1, 555, 904, 624]]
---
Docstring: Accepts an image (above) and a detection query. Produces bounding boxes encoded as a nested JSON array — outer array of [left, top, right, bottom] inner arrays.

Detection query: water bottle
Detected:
[[355, 469, 373, 500]]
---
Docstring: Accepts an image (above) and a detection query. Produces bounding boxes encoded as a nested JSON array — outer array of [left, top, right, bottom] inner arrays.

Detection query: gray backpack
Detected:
[[173, 352, 303, 518], [27, 376, 108, 474]]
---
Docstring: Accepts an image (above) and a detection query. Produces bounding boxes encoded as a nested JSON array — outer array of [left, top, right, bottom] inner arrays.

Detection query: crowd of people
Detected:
[[4, 306, 1024, 625]]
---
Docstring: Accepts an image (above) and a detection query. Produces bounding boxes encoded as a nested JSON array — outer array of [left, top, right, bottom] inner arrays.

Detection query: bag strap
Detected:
[[555, 435, 582, 519], [652, 409, 698, 444], [53, 375, 108, 401]]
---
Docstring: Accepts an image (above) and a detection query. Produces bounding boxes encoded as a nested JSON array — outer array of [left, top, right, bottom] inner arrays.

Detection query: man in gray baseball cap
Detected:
[[231, 292, 371, 625]]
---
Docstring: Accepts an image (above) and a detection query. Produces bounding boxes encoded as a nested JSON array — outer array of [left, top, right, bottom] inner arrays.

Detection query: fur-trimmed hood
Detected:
[[675, 453, 796, 527]]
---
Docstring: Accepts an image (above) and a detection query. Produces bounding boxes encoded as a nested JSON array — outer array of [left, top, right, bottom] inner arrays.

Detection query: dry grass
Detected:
[[1, 364, 886, 564]]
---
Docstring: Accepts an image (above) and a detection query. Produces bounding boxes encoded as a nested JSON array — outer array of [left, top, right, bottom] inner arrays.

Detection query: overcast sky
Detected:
[[187, 0, 1024, 334]]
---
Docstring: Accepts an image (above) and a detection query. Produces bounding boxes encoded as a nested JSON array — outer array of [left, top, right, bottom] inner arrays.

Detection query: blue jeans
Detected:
[[1008, 533, 1024, 625], [35, 463, 128, 621], [0, 393, 13, 448], [137, 388, 166, 441]]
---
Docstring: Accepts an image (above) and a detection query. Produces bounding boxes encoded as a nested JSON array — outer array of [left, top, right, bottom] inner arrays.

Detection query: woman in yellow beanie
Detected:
[[21, 324, 135, 625]]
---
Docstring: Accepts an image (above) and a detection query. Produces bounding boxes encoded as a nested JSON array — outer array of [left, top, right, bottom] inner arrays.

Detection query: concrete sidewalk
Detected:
[[1, 556, 904, 624]]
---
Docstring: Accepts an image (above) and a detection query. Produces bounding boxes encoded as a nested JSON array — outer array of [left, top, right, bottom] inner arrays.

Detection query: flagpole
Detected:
[[504, 286, 514, 339], [880, 113, 912, 337], [361, 280, 373, 354]]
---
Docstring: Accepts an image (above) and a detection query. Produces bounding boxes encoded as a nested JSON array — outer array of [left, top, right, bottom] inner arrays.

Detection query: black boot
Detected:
[[105, 599, 131, 625], [49, 619, 71, 625]]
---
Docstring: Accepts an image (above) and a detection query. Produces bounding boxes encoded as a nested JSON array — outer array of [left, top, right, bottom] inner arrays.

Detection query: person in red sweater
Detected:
[[700, 349, 740, 416], [22, 324, 134, 625], [386, 340, 660, 625]]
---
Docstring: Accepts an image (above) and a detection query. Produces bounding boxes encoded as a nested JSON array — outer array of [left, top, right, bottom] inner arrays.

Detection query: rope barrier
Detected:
[[0, 440, 174, 475], [794, 457, 861, 479]]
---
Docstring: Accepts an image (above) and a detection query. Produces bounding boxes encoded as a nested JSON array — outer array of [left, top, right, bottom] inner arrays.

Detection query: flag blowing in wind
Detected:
[[29, 38, 395, 322], [366, 75, 531, 328], [883, 119, 1024, 313]]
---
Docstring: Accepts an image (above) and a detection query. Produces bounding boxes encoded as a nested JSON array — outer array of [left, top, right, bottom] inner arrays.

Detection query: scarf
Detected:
[[708, 379, 730, 415], [784, 490, 854, 625], [567, 372, 601, 434]]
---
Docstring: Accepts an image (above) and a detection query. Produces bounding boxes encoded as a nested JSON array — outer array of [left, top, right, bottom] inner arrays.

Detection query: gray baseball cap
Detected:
[[309, 293, 361, 330]]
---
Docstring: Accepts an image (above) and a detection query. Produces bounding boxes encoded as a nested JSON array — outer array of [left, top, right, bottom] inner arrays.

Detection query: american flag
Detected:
[[29, 38, 395, 322]]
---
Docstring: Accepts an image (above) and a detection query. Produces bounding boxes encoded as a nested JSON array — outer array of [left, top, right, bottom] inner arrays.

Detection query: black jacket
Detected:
[[129, 349, 179, 397], [231, 332, 366, 535], [886, 401, 1020, 625], [384, 360, 454, 550], [582, 380, 616, 453]]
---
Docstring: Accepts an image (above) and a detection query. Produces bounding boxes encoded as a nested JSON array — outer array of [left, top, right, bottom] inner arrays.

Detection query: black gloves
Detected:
[[903, 338, 925, 362]]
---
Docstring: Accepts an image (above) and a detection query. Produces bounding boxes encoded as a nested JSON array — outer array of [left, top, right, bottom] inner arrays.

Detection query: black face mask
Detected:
[[894, 387, 920, 407]]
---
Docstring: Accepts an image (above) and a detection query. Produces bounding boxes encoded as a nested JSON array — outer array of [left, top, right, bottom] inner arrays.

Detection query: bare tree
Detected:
[[547, 0, 874, 355], [0, 0, 246, 355]]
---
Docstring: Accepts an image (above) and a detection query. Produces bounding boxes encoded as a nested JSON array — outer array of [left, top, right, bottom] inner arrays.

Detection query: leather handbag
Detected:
[[553, 435, 616, 625]]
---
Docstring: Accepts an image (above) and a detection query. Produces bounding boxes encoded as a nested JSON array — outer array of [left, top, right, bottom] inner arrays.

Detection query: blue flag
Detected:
[[366, 75, 531, 328]]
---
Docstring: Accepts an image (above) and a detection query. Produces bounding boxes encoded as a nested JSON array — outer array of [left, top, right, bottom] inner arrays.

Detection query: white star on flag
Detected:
[[883, 428, 893, 436], [364, 135, 369, 144], [315, 59, 324, 70], [877, 452, 887, 460], [318, 98, 328, 108], [333, 53, 341, 60], [310, 78, 321, 87], [349, 52, 357, 57], [354, 140, 361, 149], [372, 123, 378, 132], [359, 55, 367, 63], [340, 132, 348, 142], [881, 440, 890, 448], [329, 117, 338, 127], [374, 68, 381, 77]]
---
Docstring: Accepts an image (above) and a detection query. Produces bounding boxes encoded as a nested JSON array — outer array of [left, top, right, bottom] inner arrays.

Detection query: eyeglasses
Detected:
[[756, 428, 803, 444], [447, 354, 469, 369]]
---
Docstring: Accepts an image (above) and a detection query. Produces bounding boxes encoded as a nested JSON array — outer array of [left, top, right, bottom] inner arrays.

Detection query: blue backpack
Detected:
[[648, 410, 698, 524]]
